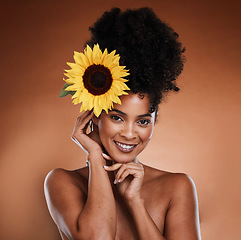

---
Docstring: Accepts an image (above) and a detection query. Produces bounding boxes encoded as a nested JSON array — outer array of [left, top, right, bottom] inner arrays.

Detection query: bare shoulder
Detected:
[[143, 164, 197, 196], [45, 168, 74, 185], [44, 167, 89, 196], [160, 170, 198, 202], [162, 171, 196, 195], [44, 167, 90, 234], [166, 172, 201, 239], [170, 172, 197, 196], [142, 165, 198, 210], [44, 167, 90, 216], [143, 165, 201, 239]]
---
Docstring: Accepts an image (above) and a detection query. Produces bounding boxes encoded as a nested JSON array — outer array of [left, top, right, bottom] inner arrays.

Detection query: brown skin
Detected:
[[44, 93, 201, 240]]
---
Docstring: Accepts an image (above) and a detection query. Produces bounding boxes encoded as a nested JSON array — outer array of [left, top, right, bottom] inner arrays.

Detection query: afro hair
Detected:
[[86, 7, 185, 111]]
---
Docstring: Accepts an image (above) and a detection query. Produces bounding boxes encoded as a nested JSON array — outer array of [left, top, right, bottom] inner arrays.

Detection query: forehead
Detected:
[[112, 93, 152, 115]]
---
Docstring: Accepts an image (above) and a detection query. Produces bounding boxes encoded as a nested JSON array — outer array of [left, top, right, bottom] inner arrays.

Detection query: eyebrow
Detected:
[[110, 109, 152, 118]]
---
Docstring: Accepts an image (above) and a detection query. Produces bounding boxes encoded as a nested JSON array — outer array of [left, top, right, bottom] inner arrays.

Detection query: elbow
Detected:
[[69, 224, 115, 240], [67, 211, 116, 240], [76, 215, 116, 240], [70, 233, 114, 240]]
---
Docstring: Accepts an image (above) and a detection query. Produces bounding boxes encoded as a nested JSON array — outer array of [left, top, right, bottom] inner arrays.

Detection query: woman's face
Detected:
[[97, 93, 156, 163]]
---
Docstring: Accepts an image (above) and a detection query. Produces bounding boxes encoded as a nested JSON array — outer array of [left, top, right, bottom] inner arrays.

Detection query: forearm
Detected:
[[78, 152, 116, 239], [127, 198, 166, 240]]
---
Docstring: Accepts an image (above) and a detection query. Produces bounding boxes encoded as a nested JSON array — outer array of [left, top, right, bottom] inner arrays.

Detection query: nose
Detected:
[[120, 122, 137, 140]]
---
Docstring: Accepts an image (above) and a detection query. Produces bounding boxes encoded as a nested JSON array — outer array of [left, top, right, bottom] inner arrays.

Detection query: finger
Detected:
[[77, 110, 90, 119], [115, 164, 143, 183], [77, 111, 94, 127], [71, 111, 95, 149], [74, 110, 93, 128], [72, 111, 94, 137], [117, 169, 131, 183], [73, 111, 91, 130], [101, 153, 113, 161], [114, 164, 128, 182], [116, 163, 142, 174], [125, 162, 144, 173], [103, 163, 122, 171], [118, 168, 144, 183], [121, 162, 143, 168]]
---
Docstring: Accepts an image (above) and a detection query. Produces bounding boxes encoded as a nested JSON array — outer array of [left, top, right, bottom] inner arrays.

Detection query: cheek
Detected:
[[98, 119, 117, 142], [140, 126, 154, 143]]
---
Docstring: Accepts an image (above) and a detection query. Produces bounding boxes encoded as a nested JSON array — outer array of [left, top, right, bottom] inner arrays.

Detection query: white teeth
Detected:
[[115, 141, 135, 149]]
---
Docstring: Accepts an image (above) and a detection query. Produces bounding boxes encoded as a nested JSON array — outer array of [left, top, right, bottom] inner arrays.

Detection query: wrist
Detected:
[[87, 151, 106, 165], [126, 195, 144, 208]]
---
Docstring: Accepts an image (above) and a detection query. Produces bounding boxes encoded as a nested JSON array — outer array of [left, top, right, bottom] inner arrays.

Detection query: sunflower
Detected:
[[59, 44, 130, 117]]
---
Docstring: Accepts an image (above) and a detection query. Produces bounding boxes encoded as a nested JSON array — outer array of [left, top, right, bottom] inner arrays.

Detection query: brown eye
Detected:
[[138, 119, 151, 126], [110, 115, 123, 122]]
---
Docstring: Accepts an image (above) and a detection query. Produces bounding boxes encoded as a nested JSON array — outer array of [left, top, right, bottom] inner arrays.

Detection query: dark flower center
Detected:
[[83, 64, 113, 95]]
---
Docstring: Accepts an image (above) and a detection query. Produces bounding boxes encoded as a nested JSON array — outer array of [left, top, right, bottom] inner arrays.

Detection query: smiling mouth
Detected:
[[114, 140, 138, 153]]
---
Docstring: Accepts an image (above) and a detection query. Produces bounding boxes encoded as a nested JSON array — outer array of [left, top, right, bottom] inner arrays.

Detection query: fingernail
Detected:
[[114, 179, 117, 184], [102, 153, 108, 158], [118, 179, 122, 183], [103, 166, 108, 169]]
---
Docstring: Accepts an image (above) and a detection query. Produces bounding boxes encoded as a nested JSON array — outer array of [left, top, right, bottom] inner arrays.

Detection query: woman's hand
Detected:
[[72, 111, 102, 154], [102, 153, 144, 202]]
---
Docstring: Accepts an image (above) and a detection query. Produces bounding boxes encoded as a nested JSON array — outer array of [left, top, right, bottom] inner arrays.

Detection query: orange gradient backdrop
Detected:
[[0, 1, 240, 239]]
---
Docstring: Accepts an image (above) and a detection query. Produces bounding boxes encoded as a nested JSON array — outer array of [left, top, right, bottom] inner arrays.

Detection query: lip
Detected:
[[113, 140, 139, 153]]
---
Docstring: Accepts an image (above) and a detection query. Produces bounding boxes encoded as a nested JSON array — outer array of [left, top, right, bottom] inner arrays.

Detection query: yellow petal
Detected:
[[103, 55, 115, 69], [73, 52, 87, 70], [92, 44, 102, 64], [99, 95, 108, 113], [78, 52, 90, 68], [65, 76, 83, 84], [78, 88, 90, 102], [72, 90, 83, 104], [66, 62, 84, 71], [115, 81, 130, 91], [111, 67, 127, 79], [112, 94, 121, 104], [109, 85, 122, 95], [65, 83, 83, 91], [65, 67, 85, 77], [84, 45, 93, 65], [93, 96, 102, 117], [100, 49, 108, 64]]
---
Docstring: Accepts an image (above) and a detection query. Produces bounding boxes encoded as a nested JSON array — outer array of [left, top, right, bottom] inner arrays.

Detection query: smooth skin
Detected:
[[44, 93, 201, 240]]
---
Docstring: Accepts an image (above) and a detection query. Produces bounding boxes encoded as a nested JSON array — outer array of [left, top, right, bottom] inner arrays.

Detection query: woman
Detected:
[[44, 8, 201, 240]]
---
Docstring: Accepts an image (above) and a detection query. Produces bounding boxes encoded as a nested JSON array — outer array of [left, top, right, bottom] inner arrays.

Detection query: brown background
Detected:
[[0, 0, 240, 239]]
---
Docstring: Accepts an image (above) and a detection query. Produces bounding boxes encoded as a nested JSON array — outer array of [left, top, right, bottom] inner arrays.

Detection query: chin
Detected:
[[108, 152, 139, 163], [113, 157, 135, 163]]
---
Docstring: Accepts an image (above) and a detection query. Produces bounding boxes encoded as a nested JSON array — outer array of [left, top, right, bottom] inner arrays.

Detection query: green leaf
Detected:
[[59, 83, 76, 98]]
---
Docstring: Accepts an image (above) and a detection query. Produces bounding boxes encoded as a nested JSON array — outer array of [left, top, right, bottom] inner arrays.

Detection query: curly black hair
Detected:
[[86, 7, 185, 111]]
